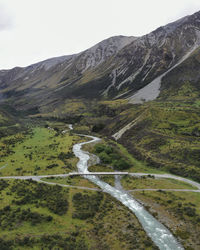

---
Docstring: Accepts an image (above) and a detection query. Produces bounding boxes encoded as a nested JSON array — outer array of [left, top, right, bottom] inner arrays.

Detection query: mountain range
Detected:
[[0, 10, 200, 113]]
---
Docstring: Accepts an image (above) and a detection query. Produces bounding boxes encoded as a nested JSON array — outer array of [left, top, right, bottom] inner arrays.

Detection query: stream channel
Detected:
[[73, 134, 183, 250]]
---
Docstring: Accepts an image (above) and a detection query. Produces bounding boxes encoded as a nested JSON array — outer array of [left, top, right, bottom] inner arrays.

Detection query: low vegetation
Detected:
[[133, 190, 200, 249], [0, 179, 157, 249], [121, 175, 197, 190], [93, 143, 131, 170], [42, 176, 99, 189], [100, 175, 115, 186], [0, 126, 79, 176], [72, 192, 103, 219], [104, 100, 200, 182], [1, 97, 200, 249], [10, 179, 69, 215]]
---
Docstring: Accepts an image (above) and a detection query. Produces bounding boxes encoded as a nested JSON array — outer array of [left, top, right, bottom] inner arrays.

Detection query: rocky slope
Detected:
[[0, 11, 200, 112]]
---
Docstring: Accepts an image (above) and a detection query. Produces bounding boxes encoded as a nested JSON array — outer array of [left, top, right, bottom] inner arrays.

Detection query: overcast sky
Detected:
[[0, 0, 200, 69]]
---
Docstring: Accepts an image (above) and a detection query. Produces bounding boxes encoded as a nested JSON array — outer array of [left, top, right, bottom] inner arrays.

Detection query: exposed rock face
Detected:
[[0, 11, 200, 109], [74, 36, 137, 72]]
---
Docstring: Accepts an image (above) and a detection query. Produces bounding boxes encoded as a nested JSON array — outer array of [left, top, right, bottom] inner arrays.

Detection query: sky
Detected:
[[0, 0, 200, 69]]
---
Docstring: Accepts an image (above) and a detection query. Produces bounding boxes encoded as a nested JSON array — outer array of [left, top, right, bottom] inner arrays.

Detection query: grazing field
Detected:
[[0, 179, 157, 250], [0, 127, 81, 176], [41, 176, 99, 189], [121, 175, 198, 190]]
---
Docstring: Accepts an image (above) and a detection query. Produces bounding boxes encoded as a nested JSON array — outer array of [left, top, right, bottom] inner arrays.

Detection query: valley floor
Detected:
[[0, 122, 200, 249]]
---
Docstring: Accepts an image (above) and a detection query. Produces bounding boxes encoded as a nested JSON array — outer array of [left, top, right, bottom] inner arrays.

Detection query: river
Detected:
[[73, 134, 183, 250]]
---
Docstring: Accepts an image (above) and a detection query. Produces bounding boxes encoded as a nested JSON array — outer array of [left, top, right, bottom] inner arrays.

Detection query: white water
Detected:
[[73, 135, 183, 250]]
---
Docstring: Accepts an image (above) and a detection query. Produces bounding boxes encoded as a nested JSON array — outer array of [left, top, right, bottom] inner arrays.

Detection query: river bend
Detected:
[[73, 134, 183, 250]]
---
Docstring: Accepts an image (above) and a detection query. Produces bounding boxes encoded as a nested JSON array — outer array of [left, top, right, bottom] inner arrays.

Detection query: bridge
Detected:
[[68, 172, 129, 176]]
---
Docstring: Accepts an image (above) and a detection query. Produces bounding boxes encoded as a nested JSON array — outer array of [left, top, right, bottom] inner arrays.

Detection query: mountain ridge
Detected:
[[0, 10, 200, 111]]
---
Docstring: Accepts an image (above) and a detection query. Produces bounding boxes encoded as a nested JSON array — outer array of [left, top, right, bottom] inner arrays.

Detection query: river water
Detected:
[[73, 134, 183, 250]]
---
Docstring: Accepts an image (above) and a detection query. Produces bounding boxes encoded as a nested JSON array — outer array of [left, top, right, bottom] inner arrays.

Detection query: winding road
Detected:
[[1, 172, 199, 193], [130, 173, 200, 190]]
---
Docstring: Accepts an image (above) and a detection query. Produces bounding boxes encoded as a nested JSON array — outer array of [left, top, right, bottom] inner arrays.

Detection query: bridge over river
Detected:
[[68, 172, 129, 176]]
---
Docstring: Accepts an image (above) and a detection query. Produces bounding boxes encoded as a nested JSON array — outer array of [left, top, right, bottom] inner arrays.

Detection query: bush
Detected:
[[92, 123, 105, 132], [94, 143, 131, 170], [99, 152, 112, 164], [10, 180, 69, 215], [95, 144, 106, 153], [72, 192, 103, 219], [0, 206, 53, 229], [113, 159, 131, 170], [0, 180, 9, 191], [0, 238, 12, 250], [183, 206, 196, 217]]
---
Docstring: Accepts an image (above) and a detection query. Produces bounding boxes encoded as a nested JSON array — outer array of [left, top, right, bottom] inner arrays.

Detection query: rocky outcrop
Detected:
[[0, 11, 200, 109]]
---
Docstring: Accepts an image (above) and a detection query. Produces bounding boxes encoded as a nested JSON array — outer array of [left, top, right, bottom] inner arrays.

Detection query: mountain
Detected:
[[1, 11, 200, 250], [0, 11, 200, 112]]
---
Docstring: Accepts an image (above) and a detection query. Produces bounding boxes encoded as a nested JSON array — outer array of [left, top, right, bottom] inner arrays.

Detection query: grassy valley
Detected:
[[1, 96, 200, 249], [0, 126, 80, 176]]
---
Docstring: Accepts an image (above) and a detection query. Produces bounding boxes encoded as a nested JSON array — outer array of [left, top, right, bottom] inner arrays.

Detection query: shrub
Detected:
[[72, 192, 103, 219], [113, 159, 131, 170], [99, 152, 112, 164], [95, 144, 106, 153], [92, 123, 105, 132]]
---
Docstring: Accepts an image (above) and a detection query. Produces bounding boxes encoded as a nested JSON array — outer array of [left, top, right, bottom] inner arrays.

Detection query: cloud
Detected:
[[174, 1, 200, 20], [0, 4, 13, 31]]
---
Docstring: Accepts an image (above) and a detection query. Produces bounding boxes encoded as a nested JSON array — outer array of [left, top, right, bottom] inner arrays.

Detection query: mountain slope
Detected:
[[0, 11, 200, 112]]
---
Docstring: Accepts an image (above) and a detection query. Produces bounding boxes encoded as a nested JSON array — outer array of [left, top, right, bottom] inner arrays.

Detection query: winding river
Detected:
[[73, 134, 183, 250]]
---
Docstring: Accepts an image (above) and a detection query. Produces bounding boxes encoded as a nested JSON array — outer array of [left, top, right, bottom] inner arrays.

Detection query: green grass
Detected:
[[100, 176, 115, 186], [88, 164, 113, 172], [114, 142, 166, 174], [0, 179, 155, 249], [121, 176, 197, 190], [0, 179, 93, 245], [194, 99, 200, 107], [0, 127, 80, 176], [85, 135, 168, 174], [133, 190, 200, 249], [41, 176, 99, 189], [110, 100, 200, 182]]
